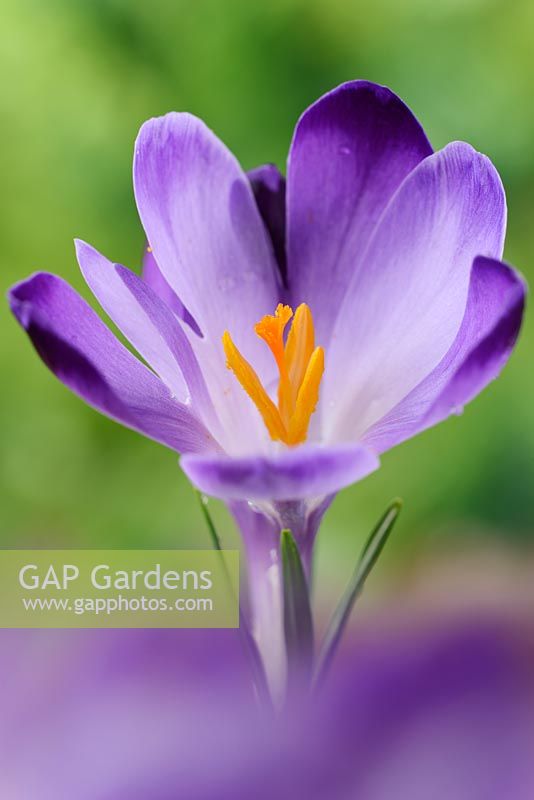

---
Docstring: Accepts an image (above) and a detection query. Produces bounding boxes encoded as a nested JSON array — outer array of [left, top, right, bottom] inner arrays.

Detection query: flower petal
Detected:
[[181, 443, 379, 501], [141, 242, 201, 335], [363, 257, 526, 453], [326, 142, 507, 442], [76, 239, 218, 431], [286, 80, 433, 344], [133, 112, 280, 365], [9, 273, 216, 454], [248, 164, 287, 283]]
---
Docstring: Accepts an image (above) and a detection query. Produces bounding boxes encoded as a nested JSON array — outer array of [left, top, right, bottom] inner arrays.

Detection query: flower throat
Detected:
[[223, 303, 324, 446]]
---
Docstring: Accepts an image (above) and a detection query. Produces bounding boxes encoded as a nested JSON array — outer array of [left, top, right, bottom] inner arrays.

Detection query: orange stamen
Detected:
[[222, 303, 324, 446], [222, 332, 287, 442], [285, 304, 315, 410], [287, 346, 324, 445]]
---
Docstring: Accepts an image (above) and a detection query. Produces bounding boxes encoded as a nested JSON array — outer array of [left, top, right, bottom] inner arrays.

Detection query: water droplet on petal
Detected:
[[218, 275, 237, 292], [451, 405, 464, 416]]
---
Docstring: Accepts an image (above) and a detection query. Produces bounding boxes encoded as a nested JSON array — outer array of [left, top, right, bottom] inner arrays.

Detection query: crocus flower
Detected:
[[8, 81, 526, 693], [1, 616, 534, 799]]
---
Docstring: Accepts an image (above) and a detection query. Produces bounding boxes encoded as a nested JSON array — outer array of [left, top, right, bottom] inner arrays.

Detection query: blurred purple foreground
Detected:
[[1, 615, 533, 800]]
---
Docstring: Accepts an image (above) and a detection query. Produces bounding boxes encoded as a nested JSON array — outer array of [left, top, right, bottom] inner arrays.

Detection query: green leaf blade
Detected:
[[314, 498, 402, 688]]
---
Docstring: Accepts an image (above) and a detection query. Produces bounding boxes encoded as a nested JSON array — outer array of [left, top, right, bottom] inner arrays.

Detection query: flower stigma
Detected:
[[222, 303, 324, 446]]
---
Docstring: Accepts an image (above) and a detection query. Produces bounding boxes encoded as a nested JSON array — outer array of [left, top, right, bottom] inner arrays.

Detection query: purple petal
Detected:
[[323, 622, 534, 800], [142, 241, 269, 455], [363, 257, 526, 452], [76, 239, 218, 432], [3, 620, 533, 799], [325, 142, 507, 442], [141, 243, 201, 335], [248, 164, 287, 283], [181, 444, 379, 501], [286, 80, 433, 344], [9, 273, 217, 454], [133, 113, 280, 372]]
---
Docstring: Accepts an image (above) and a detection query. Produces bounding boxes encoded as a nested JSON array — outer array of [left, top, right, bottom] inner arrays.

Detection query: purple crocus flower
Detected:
[[8, 81, 526, 693], [1, 617, 534, 799]]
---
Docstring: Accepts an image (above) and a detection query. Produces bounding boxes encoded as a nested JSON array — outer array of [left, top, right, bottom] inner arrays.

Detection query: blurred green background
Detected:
[[1, 0, 532, 585]]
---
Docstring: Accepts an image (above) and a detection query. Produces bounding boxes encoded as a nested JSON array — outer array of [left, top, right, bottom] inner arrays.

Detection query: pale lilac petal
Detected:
[[248, 164, 287, 283], [9, 273, 217, 454], [76, 239, 218, 432], [287, 80, 433, 344], [363, 257, 525, 453], [134, 113, 284, 452], [326, 142, 507, 442], [133, 112, 280, 367], [141, 243, 201, 335], [181, 444, 379, 501]]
